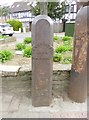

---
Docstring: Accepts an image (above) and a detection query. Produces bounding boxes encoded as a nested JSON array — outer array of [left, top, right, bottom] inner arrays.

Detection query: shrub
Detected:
[[7, 19, 22, 31], [0, 50, 12, 63], [62, 36, 72, 41], [55, 45, 72, 53], [63, 40, 71, 45], [61, 55, 72, 64], [0, 35, 7, 39], [54, 35, 59, 42], [53, 53, 62, 62], [23, 46, 32, 58], [15, 43, 26, 50], [24, 37, 32, 44]]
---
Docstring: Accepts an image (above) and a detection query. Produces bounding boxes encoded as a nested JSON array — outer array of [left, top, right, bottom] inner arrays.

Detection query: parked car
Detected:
[[0, 23, 14, 36]]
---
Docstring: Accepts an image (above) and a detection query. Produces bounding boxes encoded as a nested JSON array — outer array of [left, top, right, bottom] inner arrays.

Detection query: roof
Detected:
[[9, 1, 32, 13]]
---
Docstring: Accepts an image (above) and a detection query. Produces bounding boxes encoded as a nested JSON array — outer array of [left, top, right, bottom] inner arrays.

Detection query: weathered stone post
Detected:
[[32, 15, 53, 107], [69, 5, 89, 102]]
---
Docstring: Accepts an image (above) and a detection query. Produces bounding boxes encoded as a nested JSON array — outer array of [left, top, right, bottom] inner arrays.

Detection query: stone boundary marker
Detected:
[[32, 15, 53, 107]]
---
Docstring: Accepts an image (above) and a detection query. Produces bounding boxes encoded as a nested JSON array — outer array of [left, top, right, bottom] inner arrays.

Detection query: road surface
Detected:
[[13, 32, 31, 43]]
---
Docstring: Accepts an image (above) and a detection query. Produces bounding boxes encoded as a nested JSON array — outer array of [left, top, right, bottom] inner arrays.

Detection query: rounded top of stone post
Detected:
[[32, 15, 53, 25]]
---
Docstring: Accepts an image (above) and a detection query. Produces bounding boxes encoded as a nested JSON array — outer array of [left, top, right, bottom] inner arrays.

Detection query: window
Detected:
[[71, 5, 74, 13], [27, 3, 30, 5], [66, 5, 69, 13], [17, 5, 20, 7]]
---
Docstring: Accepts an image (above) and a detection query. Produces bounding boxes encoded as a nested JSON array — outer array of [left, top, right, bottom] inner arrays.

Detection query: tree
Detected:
[[0, 6, 9, 21], [7, 19, 22, 31], [31, 1, 66, 20], [40, 0, 47, 15]]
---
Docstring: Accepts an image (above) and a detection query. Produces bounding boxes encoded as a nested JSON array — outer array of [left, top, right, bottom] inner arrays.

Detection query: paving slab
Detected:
[[0, 65, 21, 76], [8, 96, 21, 112]]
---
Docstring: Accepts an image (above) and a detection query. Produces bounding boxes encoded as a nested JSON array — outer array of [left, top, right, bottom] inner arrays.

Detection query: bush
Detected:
[[0, 35, 7, 39], [63, 40, 71, 45], [0, 50, 12, 63], [54, 35, 59, 42], [53, 53, 62, 62], [55, 45, 72, 53], [23, 46, 32, 58], [24, 37, 32, 44], [62, 36, 72, 41], [61, 55, 72, 64], [7, 19, 22, 31], [16, 43, 26, 50]]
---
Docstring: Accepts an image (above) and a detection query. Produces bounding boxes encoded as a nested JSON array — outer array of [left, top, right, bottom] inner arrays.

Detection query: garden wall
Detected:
[[1, 64, 71, 98]]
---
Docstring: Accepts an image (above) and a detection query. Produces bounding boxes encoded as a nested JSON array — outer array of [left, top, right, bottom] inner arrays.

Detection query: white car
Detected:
[[0, 23, 14, 36]]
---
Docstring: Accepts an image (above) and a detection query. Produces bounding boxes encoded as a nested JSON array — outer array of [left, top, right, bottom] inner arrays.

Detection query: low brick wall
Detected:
[[1, 64, 71, 98]]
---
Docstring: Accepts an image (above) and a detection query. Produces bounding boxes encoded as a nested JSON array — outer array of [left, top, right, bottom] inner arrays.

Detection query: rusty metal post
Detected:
[[32, 15, 53, 107], [68, 5, 88, 103]]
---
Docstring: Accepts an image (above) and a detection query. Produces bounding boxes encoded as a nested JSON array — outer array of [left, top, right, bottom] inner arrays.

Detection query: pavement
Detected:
[[0, 86, 87, 118]]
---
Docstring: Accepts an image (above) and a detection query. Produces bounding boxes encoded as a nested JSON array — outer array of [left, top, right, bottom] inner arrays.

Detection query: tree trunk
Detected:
[[40, 1, 47, 15]]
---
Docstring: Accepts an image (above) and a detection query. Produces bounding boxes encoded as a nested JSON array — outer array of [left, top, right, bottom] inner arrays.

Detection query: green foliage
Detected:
[[31, 2, 40, 16], [62, 36, 72, 41], [0, 35, 7, 39], [53, 53, 62, 62], [24, 37, 32, 44], [31, 1, 66, 20], [55, 45, 72, 53], [16, 43, 26, 50], [63, 40, 71, 45], [23, 46, 32, 58], [48, 1, 66, 20], [54, 35, 59, 42], [7, 19, 22, 31], [62, 36, 73, 45], [61, 55, 72, 64], [0, 50, 12, 63], [0, 6, 9, 17]]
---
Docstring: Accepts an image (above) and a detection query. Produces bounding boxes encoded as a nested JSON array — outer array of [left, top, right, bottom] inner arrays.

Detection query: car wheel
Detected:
[[9, 34, 13, 36]]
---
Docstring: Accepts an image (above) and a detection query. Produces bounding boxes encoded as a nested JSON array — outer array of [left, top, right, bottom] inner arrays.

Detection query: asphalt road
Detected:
[[13, 32, 65, 43], [13, 32, 31, 43]]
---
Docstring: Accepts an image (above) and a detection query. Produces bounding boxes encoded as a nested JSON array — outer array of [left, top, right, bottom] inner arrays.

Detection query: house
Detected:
[[9, 1, 35, 31], [9, 0, 77, 32], [60, 0, 77, 33], [64, 0, 77, 21]]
